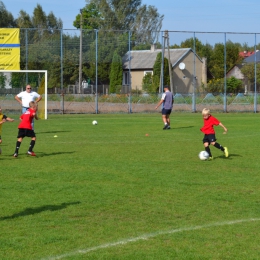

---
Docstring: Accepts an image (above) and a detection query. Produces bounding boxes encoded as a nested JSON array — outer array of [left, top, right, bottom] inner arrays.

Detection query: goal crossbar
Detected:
[[0, 70, 48, 119]]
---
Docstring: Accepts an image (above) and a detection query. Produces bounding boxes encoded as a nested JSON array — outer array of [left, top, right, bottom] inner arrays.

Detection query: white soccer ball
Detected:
[[92, 120, 98, 125], [199, 151, 209, 160]]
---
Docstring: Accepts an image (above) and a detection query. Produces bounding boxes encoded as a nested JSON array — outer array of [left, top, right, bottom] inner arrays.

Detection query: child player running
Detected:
[[200, 108, 229, 160], [0, 106, 15, 144], [13, 101, 38, 157]]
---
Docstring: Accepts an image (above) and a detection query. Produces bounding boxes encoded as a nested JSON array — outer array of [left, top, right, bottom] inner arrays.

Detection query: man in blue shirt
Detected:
[[155, 85, 174, 130]]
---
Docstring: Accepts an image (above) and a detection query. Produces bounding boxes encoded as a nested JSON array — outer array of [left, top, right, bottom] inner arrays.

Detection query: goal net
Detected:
[[0, 70, 48, 119]]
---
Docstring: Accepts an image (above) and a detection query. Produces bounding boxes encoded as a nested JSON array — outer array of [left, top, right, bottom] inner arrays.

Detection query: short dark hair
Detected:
[[163, 85, 169, 89]]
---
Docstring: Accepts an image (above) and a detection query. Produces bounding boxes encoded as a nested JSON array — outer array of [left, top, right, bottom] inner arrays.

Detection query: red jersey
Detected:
[[200, 115, 220, 134], [18, 108, 36, 130]]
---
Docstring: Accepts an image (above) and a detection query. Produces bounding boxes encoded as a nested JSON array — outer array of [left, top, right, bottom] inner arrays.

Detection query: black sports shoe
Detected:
[[163, 124, 169, 130], [13, 153, 18, 158]]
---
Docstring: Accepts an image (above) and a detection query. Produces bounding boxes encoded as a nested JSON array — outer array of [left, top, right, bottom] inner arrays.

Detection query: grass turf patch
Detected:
[[0, 112, 260, 259]]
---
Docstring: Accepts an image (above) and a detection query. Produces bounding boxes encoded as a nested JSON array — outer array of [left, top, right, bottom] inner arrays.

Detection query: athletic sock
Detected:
[[28, 140, 35, 152], [15, 141, 21, 154], [205, 146, 212, 157], [214, 142, 224, 151]]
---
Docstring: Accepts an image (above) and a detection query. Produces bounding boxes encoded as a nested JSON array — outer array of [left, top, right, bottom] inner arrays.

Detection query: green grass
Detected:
[[1, 112, 260, 260]]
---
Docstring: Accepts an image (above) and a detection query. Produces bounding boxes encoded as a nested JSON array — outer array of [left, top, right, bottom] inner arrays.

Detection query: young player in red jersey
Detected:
[[13, 101, 38, 157], [200, 108, 228, 160]]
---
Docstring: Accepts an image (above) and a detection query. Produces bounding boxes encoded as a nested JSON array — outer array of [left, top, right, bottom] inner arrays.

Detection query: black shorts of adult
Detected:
[[203, 134, 217, 144], [162, 108, 172, 115], [17, 128, 36, 138]]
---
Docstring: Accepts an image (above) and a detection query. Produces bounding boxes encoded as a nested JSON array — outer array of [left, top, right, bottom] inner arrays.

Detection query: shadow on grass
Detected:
[[36, 130, 71, 134], [174, 126, 195, 129], [36, 151, 76, 157], [213, 153, 242, 159], [0, 151, 75, 159], [0, 201, 80, 220]]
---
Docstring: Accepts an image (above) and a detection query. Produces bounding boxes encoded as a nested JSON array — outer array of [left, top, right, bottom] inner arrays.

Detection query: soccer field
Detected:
[[1, 112, 260, 260]]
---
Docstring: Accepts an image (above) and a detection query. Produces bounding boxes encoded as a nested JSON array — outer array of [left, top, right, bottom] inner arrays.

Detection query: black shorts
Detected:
[[162, 108, 172, 115], [203, 134, 217, 144], [17, 128, 36, 138]]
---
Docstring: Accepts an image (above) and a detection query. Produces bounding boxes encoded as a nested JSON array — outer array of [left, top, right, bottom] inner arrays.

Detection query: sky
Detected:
[[4, 0, 260, 46]]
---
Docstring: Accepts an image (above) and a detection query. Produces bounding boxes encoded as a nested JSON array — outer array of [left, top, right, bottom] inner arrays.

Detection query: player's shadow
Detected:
[[37, 130, 70, 134], [214, 153, 242, 159], [175, 126, 194, 129], [36, 151, 75, 157], [226, 153, 242, 159], [0, 201, 80, 221]]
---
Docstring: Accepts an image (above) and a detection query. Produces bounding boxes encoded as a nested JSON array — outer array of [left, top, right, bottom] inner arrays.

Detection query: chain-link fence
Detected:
[[1, 29, 260, 113]]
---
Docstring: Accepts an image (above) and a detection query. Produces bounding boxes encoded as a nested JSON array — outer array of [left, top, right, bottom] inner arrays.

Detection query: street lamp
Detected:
[[79, 9, 83, 94]]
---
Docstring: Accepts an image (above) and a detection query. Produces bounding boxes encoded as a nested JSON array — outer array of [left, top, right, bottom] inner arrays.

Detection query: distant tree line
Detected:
[[0, 0, 258, 93]]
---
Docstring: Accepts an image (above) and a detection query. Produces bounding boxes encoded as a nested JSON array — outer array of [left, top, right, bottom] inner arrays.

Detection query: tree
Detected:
[[80, 0, 163, 45], [73, 2, 102, 30], [31, 4, 62, 37], [0, 1, 16, 27], [142, 73, 153, 93], [132, 4, 163, 44], [180, 37, 208, 59], [16, 10, 33, 28], [82, 30, 129, 85], [209, 41, 241, 79], [152, 52, 170, 93], [133, 42, 161, 51], [241, 63, 260, 86], [206, 78, 224, 93], [0, 73, 6, 88], [47, 12, 63, 31], [90, 0, 141, 30], [226, 76, 243, 93], [206, 76, 243, 93], [152, 52, 161, 92], [32, 4, 47, 29], [109, 51, 123, 93]]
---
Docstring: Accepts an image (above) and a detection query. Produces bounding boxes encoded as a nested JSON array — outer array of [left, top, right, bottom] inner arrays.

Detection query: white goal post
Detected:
[[0, 70, 48, 119]]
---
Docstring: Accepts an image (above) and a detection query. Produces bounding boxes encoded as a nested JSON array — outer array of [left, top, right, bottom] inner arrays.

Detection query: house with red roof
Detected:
[[239, 50, 254, 58]]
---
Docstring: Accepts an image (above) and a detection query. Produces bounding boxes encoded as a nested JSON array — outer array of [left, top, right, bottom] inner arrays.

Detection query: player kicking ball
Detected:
[[13, 101, 38, 157], [200, 108, 228, 160]]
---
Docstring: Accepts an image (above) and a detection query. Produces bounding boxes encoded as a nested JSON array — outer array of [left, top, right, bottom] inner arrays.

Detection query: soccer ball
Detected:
[[92, 120, 98, 125], [198, 151, 209, 160]]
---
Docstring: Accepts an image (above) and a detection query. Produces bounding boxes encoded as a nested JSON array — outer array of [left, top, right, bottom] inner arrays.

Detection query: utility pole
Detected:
[[159, 32, 166, 93], [78, 9, 83, 94], [165, 30, 174, 94]]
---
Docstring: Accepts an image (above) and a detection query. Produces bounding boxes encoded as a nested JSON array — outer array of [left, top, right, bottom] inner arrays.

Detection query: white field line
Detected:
[[40, 218, 260, 260]]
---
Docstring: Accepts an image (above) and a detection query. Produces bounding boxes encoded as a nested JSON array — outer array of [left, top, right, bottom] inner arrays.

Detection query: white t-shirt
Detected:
[[17, 91, 41, 107]]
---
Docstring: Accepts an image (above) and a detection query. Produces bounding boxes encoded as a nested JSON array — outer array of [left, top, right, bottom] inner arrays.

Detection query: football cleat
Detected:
[[163, 124, 169, 130], [224, 147, 229, 158], [27, 151, 36, 156]]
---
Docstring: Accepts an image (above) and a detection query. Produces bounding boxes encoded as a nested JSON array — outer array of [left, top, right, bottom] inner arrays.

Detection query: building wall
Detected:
[[226, 66, 244, 80], [124, 51, 207, 93], [129, 71, 143, 90], [127, 70, 154, 91], [172, 52, 204, 94]]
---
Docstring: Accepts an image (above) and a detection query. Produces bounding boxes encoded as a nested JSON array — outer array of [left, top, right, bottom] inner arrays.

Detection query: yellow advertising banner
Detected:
[[0, 28, 20, 70]]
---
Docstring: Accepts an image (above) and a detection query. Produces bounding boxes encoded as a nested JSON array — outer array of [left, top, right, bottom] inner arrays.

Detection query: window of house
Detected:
[[123, 72, 129, 85], [144, 71, 153, 76]]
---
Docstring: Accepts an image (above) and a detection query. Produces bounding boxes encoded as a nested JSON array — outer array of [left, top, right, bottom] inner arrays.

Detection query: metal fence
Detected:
[[1, 91, 259, 115], [1, 29, 260, 113]]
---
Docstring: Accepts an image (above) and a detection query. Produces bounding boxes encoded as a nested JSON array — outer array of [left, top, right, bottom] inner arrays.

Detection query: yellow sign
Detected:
[[0, 29, 20, 70]]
